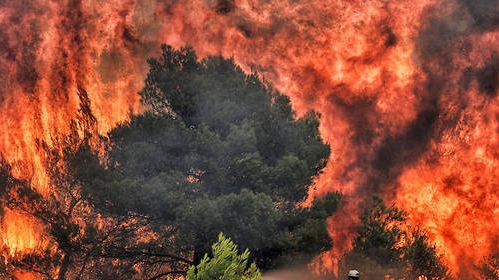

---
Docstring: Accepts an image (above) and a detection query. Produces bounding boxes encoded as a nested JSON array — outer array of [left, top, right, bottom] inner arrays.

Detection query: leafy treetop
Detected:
[[186, 233, 262, 280], [76, 44, 338, 270]]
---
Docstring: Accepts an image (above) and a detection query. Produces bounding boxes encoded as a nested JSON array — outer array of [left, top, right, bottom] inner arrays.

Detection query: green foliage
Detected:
[[186, 233, 262, 280], [354, 194, 407, 264], [140, 45, 199, 120], [404, 229, 450, 279], [292, 192, 342, 255], [343, 195, 450, 279], [74, 45, 335, 271]]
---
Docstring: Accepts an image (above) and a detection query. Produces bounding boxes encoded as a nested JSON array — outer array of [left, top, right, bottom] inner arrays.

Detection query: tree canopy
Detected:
[[186, 233, 262, 280], [340, 195, 450, 279], [72, 44, 338, 274], [354, 194, 407, 265]]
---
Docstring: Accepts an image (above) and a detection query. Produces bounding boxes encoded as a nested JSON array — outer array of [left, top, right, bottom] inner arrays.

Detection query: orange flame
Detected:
[[2, 0, 499, 278], [0, 0, 143, 259], [11, 270, 41, 280], [1, 209, 46, 256]]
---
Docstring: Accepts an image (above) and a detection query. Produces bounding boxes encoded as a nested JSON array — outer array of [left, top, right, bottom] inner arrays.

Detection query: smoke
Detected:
[[1, 0, 499, 277], [262, 266, 326, 280], [460, 0, 499, 31]]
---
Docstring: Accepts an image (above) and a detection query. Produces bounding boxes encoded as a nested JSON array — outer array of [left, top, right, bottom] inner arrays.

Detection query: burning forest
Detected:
[[1, 0, 499, 279]]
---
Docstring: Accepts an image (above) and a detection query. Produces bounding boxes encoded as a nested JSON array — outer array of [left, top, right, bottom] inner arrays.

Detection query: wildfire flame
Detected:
[[1, 0, 499, 278], [1, 209, 45, 256]]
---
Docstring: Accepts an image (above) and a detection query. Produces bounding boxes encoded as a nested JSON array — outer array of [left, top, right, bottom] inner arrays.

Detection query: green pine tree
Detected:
[[186, 233, 262, 280]]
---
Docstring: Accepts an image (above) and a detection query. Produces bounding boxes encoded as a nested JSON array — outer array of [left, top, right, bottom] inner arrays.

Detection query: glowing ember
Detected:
[[1, 0, 499, 278]]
